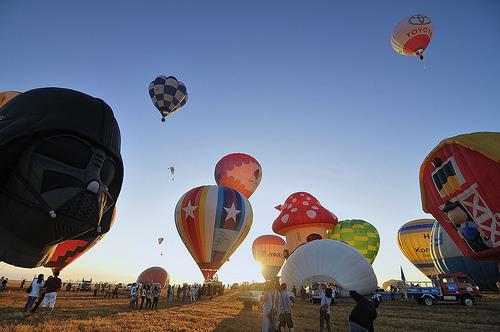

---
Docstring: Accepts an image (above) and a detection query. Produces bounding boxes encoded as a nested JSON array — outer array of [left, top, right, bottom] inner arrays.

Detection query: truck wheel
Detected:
[[424, 297, 433, 306], [462, 297, 473, 307]]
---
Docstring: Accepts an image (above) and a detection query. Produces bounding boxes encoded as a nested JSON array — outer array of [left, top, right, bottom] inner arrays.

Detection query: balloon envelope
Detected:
[[397, 219, 439, 278], [174, 185, 253, 280], [391, 15, 433, 59], [0, 91, 21, 108], [420, 132, 500, 260], [214, 153, 262, 198], [430, 222, 500, 291], [252, 235, 286, 280], [327, 219, 380, 264], [149, 76, 188, 120], [281, 239, 377, 295], [137, 266, 170, 288]]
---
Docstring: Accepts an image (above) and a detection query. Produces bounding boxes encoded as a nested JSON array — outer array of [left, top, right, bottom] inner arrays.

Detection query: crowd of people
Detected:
[[260, 280, 378, 332]]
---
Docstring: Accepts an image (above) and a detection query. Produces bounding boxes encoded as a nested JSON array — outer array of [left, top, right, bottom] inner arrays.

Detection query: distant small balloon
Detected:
[[149, 76, 188, 122], [391, 15, 433, 61]]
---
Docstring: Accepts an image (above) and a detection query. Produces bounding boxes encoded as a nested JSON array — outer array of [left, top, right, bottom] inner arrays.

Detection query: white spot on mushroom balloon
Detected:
[[292, 198, 297, 203], [281, 214, 289, 223], [291, 208, 298, 213], [302, 201, 309, 206], [307, 210, 317, 219], [312, 206, 319, 210]]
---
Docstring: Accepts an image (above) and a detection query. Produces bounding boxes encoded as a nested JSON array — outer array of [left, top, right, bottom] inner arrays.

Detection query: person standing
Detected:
[[139, 285, 146, 309], [348, 290, 377, 332], [1, 277, 8, 291], [300, 286, 306, 303], [319, 287, 333, 332], [112, 285, 119, 299], [182, 284, 187, 302], [105, 284, 112, 298], [278, 283, 294, 332], [40, 271, 62, 315], [20, 279, 26, 289], [190, 284, 197, 302], [152, 285, 160, 310], [24, 274, 44, 313], [168, 285, 173, 302], [177, 285, 181, 302], [261, 282, 274, 332], [145, 285, 152, 309], [129, 283, 138, 309], [292, 285, 297, 298]]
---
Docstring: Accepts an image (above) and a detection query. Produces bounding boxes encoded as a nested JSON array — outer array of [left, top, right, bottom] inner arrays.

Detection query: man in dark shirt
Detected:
[[40, 271, 62, 314], [348, 290, 377, 332]]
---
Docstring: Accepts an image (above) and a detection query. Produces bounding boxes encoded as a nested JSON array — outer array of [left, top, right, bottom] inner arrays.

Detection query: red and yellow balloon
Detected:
[[214, 153, 262, 198], [252, 235, 286, 280], [175, 185, 253, 280]]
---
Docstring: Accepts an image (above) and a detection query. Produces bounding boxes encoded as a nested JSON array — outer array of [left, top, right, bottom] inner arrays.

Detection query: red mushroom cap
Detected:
[[272, 192, 338, 235]]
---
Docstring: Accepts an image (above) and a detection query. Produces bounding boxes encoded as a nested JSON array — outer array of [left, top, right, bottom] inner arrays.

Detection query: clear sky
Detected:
[[1, 1, 499, 285]]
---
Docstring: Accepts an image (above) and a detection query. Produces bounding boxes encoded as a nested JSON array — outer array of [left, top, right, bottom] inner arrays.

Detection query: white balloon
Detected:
[[281, 239, 378, 295]]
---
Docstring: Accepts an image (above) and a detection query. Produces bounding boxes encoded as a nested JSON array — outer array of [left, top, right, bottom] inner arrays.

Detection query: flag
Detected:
[[400, 266, 406, 282]]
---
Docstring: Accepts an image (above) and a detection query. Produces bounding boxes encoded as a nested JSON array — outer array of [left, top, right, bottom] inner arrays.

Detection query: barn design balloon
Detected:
[[174, 185, 253, 280], [420, 132, 500, 260], [391, 15, 433, 60], [252, 235, 286, 280], [0, 88, 123, 268], [397, 219, 439, 278], [214, 153, 262, 198]]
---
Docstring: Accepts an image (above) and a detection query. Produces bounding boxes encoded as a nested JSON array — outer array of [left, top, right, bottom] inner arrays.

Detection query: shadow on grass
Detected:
[[213, 304, 261, 332]]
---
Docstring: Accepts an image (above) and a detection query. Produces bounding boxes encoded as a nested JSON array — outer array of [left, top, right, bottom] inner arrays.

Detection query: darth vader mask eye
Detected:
[[35, 136, 92, 169], [100, 159, 116, 187]]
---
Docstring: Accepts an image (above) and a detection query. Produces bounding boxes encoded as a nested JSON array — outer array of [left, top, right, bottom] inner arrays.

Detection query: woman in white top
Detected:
[[261, 282, 274, 332], [320, 287, 333, 332], [24, 274, 44, 312]]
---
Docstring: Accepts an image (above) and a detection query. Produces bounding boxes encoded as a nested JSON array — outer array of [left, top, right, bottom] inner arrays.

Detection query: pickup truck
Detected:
[[403, 273, 481, 306], [237, 290, 263, 310]]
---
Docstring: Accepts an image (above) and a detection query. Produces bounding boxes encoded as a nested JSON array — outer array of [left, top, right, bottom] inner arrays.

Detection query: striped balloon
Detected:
[[397, 219, 439, 277], [327, 219, 380, 264], [149, 75, 188, 122], [391, 15, 433, 60], [174, 185, 253, 280]]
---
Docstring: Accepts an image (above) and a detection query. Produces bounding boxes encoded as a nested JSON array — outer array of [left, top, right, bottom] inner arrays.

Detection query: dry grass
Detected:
[[1, 286, 499, 331]]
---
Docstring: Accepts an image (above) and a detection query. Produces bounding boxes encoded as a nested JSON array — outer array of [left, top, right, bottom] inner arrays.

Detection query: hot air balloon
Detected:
[[391, 15, 433, 61], [420, 132, 500, 260], [430, 222, 500, 291], [44, 235, 104, 273], [174, 185, 253, 280], [214, 153, 262, 198], [137, 266, 170, 288], [326, 219, 380, 264], [0, 91, 20, 108], [281, 239, 378, 295], [397, 219, 439, 278], [0, 88, 123, 268], [272, 192, 338, 255], [169, 166, 175, 180], [149, 75, 188, 122], [252, 235, 286, 280]]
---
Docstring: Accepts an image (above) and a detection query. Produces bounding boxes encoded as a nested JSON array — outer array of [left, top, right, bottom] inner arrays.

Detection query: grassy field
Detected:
[[0, 285, 499, 331]]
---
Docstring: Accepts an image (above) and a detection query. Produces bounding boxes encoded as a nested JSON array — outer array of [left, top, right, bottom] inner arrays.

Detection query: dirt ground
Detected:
[[0, 285, 499, 331]]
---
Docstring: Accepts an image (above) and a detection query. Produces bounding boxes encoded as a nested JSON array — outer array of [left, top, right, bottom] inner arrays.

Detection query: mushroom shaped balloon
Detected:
[[137, 266, 170, 288], [272, 192, 338, 256], [215, 153, 262, 198], [175, 185, 253, 280], [420, 132, 500, 261], [0, 91, 21, 108], [391, 14, 433, 61], [327, 219, 380, 264], [397, 219, 439, 278], [252, 235, 286, 280]]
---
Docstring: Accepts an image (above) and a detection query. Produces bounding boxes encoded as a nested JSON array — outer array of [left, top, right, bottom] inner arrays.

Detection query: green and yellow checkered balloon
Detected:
[[326, 219, 380, 264]]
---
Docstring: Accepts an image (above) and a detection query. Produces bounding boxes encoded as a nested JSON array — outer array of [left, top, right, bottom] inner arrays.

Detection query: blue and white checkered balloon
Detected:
[[149, 75, 188, 122]]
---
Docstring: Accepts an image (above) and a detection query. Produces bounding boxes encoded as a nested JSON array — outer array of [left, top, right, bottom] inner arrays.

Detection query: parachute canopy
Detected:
[[214, 153, 262, 198], [174, 185, 253, 280], [281, 239, 377, 295], [420, 132, 500, 260], [397, 219, 439, 278], [158, 238, 164, 245], [137, 266, 170, 288], [431, 222, 500, 291], [391, 15, 433, 60], [327, 219, 380, 264], [149, 75, 188, 122], [252, 235, 286, 280]]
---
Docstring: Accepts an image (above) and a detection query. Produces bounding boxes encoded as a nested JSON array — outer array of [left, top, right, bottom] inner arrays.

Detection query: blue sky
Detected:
[[1, 1, 499, 285]]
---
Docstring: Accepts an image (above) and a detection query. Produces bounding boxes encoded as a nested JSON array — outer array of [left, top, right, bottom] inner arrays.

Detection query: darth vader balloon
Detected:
[[0, 88, 123, 268]]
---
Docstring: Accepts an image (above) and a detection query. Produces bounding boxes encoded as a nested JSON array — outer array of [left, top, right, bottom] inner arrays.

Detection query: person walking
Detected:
[[145, 284, 152, 309], [39, 271, 62, 315], [348, 290, 377, 332], [319, 287, 333, 332], [261, 281, 275, 332], [24, 274, 44, 313], [278, 283, 294, 332], [152, 285, 160, 310]]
